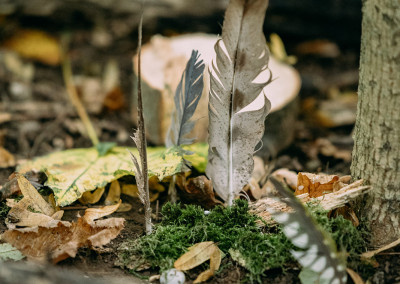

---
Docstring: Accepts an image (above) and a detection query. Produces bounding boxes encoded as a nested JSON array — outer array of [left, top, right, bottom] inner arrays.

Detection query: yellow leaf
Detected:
[[269, 33, 297, 65], [346, 268, 365, 284], [105, 180, 121, 205], [3, 29, 61, 65], [174, 241, 216, 270], [79, 187, 105, 205], [17, 144, 207, 207], [194, 244, 222, 283]]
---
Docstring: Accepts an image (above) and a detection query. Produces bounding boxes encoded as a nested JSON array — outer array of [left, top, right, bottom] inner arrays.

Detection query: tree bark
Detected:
[[351, 0, 400, 247]]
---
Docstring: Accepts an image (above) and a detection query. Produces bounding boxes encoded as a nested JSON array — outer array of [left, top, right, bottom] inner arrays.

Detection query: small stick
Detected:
[[61, 34, 99, 146]]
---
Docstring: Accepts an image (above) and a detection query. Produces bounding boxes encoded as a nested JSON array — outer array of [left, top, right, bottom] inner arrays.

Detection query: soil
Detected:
[[1, 5, 399, 284]]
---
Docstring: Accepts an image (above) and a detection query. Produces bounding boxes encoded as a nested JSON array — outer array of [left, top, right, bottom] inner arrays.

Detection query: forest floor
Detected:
[[0, 12, 400, 284]]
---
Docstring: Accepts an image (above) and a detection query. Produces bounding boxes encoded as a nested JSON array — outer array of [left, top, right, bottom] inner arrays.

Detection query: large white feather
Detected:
[[206, 0, 272, 205]]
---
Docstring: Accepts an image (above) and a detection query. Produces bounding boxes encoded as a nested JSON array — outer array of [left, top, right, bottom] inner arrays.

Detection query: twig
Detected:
[[132, 3, 152, 235], [251, 180, 371, 224], [61, 34, 99, 146]]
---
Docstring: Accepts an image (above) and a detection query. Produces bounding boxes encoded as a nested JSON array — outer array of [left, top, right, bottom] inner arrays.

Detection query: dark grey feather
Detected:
[[166, 50, 205, 147], [269, 177, 347, 284]]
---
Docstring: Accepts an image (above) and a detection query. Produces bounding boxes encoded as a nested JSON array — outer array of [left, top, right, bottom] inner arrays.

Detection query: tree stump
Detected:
[[132, 34, 301, 159]]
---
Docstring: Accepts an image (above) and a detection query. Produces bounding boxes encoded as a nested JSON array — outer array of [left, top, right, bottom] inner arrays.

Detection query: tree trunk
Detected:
[[351, 0, 400, 247]]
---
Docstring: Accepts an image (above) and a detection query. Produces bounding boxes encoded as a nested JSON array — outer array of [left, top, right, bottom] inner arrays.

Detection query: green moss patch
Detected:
[[117, 200, 369, 282]]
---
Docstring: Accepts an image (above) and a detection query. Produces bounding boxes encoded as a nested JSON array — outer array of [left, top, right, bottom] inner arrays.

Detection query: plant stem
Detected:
[[61, 34, 99, 146], [137, 6, 151, 235]]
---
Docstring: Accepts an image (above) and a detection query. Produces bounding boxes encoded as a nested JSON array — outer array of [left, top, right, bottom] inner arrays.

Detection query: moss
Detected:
[[307, 201, 372, 276], [0, 200, 10, 218], [118, 200, 370, 283]]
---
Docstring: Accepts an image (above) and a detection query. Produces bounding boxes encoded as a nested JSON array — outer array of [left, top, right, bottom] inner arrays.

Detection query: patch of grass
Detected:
[[118, 200, 370, 283]]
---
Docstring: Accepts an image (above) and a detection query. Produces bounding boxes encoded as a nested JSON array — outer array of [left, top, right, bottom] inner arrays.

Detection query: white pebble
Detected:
[[160, 269, 185, 284]]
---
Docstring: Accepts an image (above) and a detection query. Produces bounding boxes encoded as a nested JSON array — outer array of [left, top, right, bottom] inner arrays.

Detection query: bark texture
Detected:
[[351, 0, 400, 247]]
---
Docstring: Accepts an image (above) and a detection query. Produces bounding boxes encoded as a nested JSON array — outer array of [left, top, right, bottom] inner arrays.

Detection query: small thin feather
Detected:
[[268, 177, 347, 284], [166, 50, 205, 147]]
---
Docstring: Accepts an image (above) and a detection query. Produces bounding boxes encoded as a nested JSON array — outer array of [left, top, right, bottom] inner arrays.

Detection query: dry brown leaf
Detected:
[[79, 187, 105, 205], [104, 87, 125, 111], [271, 168, 298, 190], [346, 268, 365, 284], [361, 237, 400, 259], [329, 205, 359, 227], [295, 172, 339, 198], [16, 173, 55, 216], [0, 147, 16, 168], [3, 29, 61, 65], [105, 180, 121, 205], [1, 202, 124, 263], [243, 178, 262, 200], [174, 241, 216, 271], [176, 175, 222, 209], [83, 200, 121, 223]]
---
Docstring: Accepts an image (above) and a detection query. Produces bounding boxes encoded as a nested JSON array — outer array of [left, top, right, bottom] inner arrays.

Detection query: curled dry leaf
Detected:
[[79, 187, 105, 205], [105, 180, 121, 205], [16, 173, 55, 216], [174, 241, 221, 283], [295, 172, 339, 198], [121, 176, 165, 202], [176, 175, 222, 209], [1, 201, 124, 263]]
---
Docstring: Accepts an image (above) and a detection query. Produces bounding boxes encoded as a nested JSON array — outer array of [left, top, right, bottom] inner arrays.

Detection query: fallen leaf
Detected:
[[269, 33, 297, 65], [243, 177, 263, 200], [17, 144, 207, 206], [346, 268, 365, 284], [79, 187, 105, 205], [174, 241, 216, 270], [271, 168, 298, 190], [116, 203, 132, 212], [3, 29, 61, 65], [361, 237, 400, 259], [174, 241, 221, 283], [329, 205, 359, 227], [121, 176, 165, 202], [83, 200, 121, 223], [0, 147, 16, 168], [1, 202, 124, 263], [176, 175, 222, 209], [105, 181, 121, 205], [0, 243, 25, 261], [194, 247, 221, 283], [295, 172, 339, 198], [16, 173, 55, 216]]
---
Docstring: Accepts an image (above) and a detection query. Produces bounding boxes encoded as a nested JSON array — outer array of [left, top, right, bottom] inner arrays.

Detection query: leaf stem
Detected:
[[61, 34, 99, 146]]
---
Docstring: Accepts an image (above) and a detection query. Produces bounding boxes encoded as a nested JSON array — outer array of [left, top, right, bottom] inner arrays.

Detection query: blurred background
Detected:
[[0, 0, 362, 176]]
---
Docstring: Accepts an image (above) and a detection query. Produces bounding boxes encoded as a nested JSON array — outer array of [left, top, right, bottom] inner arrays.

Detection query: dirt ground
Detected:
[[1, 4, 400, 284]]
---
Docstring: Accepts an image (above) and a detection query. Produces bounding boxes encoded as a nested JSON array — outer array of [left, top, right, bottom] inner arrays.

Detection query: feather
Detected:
[[206, 0, 272, 205], [268, 177, 347, 284], [166, 50, 205, 147]]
